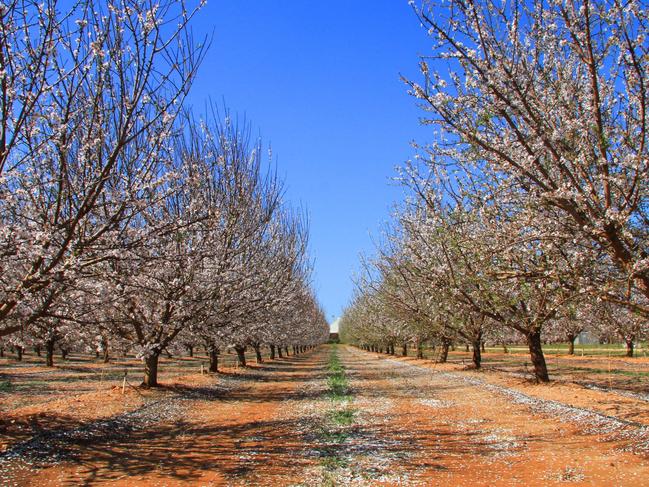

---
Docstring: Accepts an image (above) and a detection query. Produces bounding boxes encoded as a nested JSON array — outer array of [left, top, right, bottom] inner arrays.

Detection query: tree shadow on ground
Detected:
[[13, 405, 538, 485]]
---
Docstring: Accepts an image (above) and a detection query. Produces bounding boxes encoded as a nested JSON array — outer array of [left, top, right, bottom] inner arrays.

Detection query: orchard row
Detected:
[[340, 0, 649, 381], [0, 1, 329, 385]]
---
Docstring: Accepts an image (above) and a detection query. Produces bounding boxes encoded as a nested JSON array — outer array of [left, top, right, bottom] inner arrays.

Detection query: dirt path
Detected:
[[3, 345, 649, 486]]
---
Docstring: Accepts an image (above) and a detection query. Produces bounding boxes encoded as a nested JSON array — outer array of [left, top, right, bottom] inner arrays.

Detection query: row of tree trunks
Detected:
[[356, 334, 603, 384], [5, 343, 82, 366], [144, 342, 320, 388], [361, 337, 488, 369], [146, 342, 300, 386]]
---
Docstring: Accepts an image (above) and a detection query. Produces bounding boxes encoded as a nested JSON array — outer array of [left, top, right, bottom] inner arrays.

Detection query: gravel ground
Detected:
[[377, 353, 649, 455], [579, 382, 649, 404], [429, 370, 649, 455]]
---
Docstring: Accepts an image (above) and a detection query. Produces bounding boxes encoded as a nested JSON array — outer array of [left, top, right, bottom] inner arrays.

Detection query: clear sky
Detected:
[[188, 1, 433, 323]]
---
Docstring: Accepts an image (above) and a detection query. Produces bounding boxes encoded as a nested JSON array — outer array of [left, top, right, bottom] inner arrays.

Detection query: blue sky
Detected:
[[188, 1, 432, 322]]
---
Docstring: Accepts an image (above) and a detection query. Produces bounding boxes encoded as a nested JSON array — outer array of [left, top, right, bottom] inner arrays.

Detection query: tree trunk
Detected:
[[34, 345, 41, 357], [0, 346, 4, 357], [417, 341, 424, 359], [60, 348, 68, 360], [465, 343, 470, 352], [439, 339, 450, 363], [208, 348, 219, 373], [142, 353, 161, 387], [502, 342, 509, 354], [567, 334, 576, 355], [472, 338, 482, 369], [45, 338, 55, 367], [100, 336, 110, 363], [527, 330, 550, 382], [481, 341, 486, 353], [16, 346, 23, 361], [284, 346, 289, 356], [253, 344, 263, 363], [187, 344, 194, 357], [270, 345, 276, 359], [402, 343, 408, 356], [278, 347, 283, 358], [235, 346, 247, 367], [626, 338, 634, 358]]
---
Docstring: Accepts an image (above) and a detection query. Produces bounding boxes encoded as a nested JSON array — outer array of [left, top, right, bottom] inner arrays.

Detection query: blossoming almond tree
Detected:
[[406, 0, 649, 315], [0, 0, 206, 338]]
